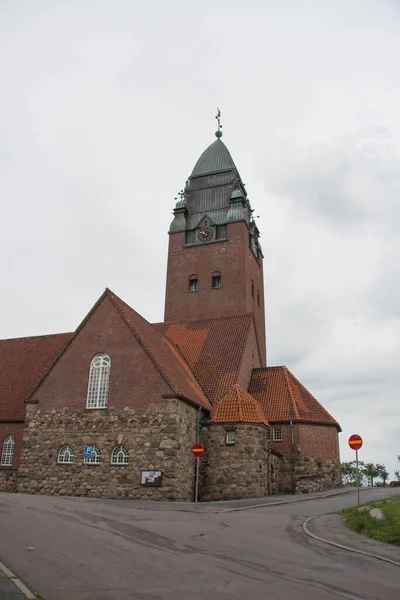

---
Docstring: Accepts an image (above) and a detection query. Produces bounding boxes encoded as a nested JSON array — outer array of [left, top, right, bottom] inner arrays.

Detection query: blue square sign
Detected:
[[84, 446, 93, 459]]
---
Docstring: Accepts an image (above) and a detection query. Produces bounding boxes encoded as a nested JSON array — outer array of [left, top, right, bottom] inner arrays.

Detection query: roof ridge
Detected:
[[0, 332, 72, 343], [107, 289, 210, 409], [155, 313, 254, 327], [283, 366, 300, 420], [106, 290, 177, 396]]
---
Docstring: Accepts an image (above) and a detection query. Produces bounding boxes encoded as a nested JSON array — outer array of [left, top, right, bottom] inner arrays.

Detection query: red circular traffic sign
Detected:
[[192, 443, 204, 457], [348, 434, 363, 451]]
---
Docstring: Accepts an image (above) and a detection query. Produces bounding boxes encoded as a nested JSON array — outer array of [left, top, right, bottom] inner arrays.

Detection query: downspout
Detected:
[[194, 406, 202, 502], [290, 420, 295, 494]]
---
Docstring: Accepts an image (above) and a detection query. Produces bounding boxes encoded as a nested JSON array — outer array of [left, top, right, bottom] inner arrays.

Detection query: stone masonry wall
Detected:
[[18, 399, 198, 500], [0, 422, 24, 492], [200, 423, 268, 501]]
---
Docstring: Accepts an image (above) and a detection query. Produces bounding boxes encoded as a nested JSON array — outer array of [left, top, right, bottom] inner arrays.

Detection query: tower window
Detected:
[[257, 290, 260, 307], [212, 272, 221, 288], [251, 280, 254, 298], [189, 275, 198, 291]]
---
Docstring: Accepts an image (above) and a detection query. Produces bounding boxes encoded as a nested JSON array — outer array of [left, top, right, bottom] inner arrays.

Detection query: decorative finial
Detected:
[[215, 107, 223, 138]]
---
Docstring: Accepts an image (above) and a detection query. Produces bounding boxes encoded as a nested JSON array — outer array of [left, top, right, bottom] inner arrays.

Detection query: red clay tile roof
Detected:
[[0, 332, 71, 421], [249, 366, 340, 430], [106, 290, 211, 410], [211, 384, 269, 426], [155, 314, 253, 404]]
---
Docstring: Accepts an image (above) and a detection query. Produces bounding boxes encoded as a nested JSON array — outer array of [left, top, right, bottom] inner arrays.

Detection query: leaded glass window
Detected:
[[58, 445, 74, 464], [111, 445, 129, 465], [86, 354, 110, 409], [1, 435, 15, 466]]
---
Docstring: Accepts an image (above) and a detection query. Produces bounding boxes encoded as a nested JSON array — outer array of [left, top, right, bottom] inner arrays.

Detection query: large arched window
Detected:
[[111, 445, 129, 465], [87, 354, 110, 409], [1, 435, 15, 466], [57, 445, 74, 464]]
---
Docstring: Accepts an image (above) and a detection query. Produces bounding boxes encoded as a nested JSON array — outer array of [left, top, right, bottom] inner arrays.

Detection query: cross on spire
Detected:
[[215, 107, 223, 138]]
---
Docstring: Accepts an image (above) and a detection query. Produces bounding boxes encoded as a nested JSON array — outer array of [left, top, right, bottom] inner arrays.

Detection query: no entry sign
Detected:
[[192, 443, 204, 457], [348, 434, 363, 451]]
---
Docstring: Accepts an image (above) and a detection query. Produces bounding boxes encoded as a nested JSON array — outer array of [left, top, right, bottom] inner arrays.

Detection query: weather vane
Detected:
[[215, 107, 223, 138]]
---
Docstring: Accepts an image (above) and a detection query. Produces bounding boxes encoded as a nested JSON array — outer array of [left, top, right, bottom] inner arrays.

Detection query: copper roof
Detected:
[[155, 314, 253, 404], [191, 138, 237, 178], [211, 384, 269, 426], [249, 366, 340, 429], [0, 332, 71, 421]]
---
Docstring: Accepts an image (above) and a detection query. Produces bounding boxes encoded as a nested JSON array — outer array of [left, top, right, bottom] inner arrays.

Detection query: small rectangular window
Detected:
[[226, 431, 236, 446], [189, 278, 198, 291], [273, 428, 282, 441], [212, 275, 221, 288], [266, 428, 271, 441]]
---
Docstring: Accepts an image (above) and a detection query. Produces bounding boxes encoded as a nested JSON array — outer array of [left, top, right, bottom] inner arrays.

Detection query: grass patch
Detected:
[[339, 494, 400, 545]]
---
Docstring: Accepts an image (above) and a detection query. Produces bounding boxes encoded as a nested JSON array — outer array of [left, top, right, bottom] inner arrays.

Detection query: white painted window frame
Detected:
[[1, 435, 15, 466], [273, 428, 282, 442], [86, 354, 111, 409], [57, 445, 74, 464], [226, 431, 236, 446], [111, 445, 129, 465]]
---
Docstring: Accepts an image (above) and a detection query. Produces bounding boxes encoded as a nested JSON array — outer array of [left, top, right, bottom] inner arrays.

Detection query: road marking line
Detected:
[[302, 516, 400, 568], [0, 559, 36, 599]]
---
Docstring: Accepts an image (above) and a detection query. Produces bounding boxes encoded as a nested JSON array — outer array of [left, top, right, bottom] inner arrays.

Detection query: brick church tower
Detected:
[[164, 126, 266, 366]]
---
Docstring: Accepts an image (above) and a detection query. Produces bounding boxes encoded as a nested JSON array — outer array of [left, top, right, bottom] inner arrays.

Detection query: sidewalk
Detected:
[[89, 485, 356, 513], [305, 512, 400, 566]]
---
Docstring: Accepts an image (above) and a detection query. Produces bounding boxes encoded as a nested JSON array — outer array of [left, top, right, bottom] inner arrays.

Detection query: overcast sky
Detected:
[[1, 0, 399, 479]]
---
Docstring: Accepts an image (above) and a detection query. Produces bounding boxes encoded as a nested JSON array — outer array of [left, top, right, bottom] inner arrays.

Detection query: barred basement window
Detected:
[[86, 354, 110, 409], [111, 445, 129, 465], [1, 435, 15, 466], [212, 272, 221, 288], [84, 445, 101, 465], [189, 275, 198, 291], [226, 431, 236, 446], [273, 428, 282, 442], [58, 445, 74, 464]]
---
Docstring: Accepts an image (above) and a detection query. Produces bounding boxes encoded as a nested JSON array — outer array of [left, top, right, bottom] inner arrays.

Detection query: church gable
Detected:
[[28, 292, 173, 412]]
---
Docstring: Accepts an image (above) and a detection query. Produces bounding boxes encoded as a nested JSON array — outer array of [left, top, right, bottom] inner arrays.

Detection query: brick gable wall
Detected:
[[30, 295, 172, 411]]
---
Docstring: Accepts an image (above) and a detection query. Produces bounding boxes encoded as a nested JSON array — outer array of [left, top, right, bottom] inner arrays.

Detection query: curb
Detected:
[[302, 516, 400, 568], [219, 488, 356, 514], [0, 559, 36, 599]]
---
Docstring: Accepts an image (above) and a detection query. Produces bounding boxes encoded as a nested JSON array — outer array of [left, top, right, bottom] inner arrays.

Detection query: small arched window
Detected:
[[251, 280, 254, 298], [212, 271, 221, 288], [87, 354, 110, 409], [1, 435, 15, 466], [257, 290, 260, 307], [84, 445, 101, 465], [189, 274, 198, 292], [58, 445, 74, 464], [111, 445, 129, 465]]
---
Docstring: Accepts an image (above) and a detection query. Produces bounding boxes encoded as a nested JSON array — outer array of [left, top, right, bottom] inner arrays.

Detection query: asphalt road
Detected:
[[0, 488, 399, 600]]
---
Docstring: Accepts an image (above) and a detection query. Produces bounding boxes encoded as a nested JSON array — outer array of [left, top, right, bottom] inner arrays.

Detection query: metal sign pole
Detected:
[[195, 456, 200, 504], [356, 449, 360, 505]]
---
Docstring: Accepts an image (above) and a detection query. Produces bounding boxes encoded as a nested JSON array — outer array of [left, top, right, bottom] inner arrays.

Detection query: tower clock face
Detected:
[[198, 227, 214, 242]]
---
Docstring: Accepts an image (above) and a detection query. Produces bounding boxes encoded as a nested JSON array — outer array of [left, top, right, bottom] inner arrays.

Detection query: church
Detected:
[[0, 125, 341, 501]]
